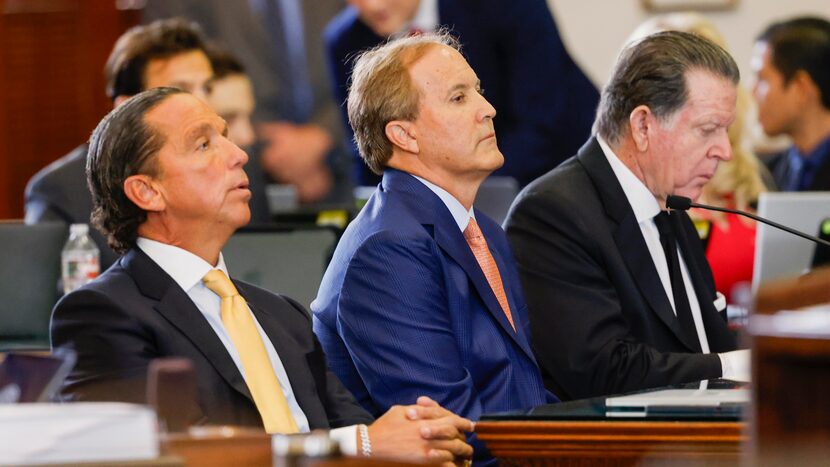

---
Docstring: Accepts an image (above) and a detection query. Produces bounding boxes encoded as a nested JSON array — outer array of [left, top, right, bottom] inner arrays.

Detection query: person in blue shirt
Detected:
[[752, 16, 830, 191]]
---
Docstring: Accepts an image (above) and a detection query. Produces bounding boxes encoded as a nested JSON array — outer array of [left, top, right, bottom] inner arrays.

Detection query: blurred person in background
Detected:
[[752, 16, 830, 192], [324, 0, 599, 187], [144, 0, 353, 206], [630, 13, 768, 304]]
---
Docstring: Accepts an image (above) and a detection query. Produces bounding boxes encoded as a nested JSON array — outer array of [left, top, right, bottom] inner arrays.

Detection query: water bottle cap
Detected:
[[69, 224, 89, 235]]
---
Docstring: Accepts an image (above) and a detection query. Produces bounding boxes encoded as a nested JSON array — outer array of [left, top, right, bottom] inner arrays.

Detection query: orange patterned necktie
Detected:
[[203, 269, 299, 434], [463, 218, 516, 331]]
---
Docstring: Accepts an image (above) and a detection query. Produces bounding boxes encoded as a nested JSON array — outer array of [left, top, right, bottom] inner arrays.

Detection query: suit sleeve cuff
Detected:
[[718, 349, 751, 382], [329, 425, 358, 456]]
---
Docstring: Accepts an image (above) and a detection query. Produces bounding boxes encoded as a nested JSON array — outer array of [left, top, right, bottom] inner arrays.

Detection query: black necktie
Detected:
[[653, 211, 701, 352]]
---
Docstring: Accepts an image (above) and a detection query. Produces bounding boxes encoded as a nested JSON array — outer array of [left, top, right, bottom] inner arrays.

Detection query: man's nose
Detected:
[[716, 131, 733, 161], [227, 139, 249, 167], [478, 94, 497, 121]]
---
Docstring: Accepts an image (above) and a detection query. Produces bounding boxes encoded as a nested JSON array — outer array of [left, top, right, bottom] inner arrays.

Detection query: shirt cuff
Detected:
[[329, 425, 358, 456], [718, 349, 751, 382]]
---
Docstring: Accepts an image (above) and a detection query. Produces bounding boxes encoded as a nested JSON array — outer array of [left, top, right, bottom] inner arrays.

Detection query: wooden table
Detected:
[[162, 427, 435, 467], [477, 419, 745, 466]]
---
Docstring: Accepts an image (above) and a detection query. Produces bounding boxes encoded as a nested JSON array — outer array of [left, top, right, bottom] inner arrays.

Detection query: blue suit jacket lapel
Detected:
[[577, 139, 700, 352], [383, 170, 536, 360], [123, 249, 255, 403]]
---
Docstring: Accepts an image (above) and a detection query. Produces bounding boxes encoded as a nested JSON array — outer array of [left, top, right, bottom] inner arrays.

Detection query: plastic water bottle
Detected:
[[61, 224, 100, 294]]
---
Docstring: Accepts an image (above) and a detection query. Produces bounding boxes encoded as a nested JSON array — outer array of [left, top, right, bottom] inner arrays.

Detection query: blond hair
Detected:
[[347, 31, 460, 174]]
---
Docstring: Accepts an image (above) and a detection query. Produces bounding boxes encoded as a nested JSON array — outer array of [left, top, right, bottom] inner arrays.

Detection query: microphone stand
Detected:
[[666, 195, 830, 249]]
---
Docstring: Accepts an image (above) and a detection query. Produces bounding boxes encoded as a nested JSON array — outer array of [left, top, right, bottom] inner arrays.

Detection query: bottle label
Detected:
[[62, 254, 100, 294]]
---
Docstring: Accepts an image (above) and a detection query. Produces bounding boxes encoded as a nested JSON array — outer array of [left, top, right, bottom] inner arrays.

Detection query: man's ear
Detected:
[[384, 120, 419, 154], [628, 105, 653, 152], [123, 175, 164, 212], [791, 69, 820, 103]]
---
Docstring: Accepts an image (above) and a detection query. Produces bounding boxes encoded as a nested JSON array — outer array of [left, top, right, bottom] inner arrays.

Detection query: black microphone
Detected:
[[666, 195, 830, 248]]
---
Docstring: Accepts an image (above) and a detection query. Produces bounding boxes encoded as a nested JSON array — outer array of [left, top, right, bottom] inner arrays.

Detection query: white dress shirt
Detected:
[[412, 174, 475, 232], [596, 137, 749, 381], [136, 238, 358, 452], [393, 0, 438, 36]]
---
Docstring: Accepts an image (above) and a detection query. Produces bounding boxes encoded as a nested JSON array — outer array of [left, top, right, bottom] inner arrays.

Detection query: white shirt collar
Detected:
[[411, 174, 475, 232], [410, 0, 438, 33], [597, 135, 661, 223], [136, 237, 229, 292], [391, 0, 438, 37]]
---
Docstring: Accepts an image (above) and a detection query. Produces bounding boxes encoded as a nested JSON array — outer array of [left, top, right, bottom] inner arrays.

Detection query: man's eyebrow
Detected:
[[168, 81, 192, 91], [184, 122, 215, 143], [446, 79, 481, 97]]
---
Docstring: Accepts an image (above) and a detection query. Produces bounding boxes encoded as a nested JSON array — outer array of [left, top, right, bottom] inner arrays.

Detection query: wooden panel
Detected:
[[0, 0, 138, 219], [476, 420, 745, 466], [749, 269, 830, 463]]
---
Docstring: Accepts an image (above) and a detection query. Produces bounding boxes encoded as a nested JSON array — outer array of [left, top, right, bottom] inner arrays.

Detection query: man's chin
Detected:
[[673, 188, 702, 203]]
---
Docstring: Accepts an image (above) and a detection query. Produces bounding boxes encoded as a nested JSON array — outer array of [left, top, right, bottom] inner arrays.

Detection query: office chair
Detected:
[[475, 176, 519, 225], [222, 225, 338, 309]]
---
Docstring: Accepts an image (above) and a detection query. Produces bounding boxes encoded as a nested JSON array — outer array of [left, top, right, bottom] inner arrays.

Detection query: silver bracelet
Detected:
[[358, 424, 372, 457]]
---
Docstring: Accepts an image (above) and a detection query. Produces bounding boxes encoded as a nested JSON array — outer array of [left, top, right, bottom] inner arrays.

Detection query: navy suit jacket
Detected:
[[312, 169, 553, 463], [324, 0, 599, 186], [505, 138, 738, 401], [51, 248, 372, 430]]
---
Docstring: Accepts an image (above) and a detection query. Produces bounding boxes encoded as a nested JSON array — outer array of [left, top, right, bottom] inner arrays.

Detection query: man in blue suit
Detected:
[[325, 0, 599, 187], [312, 33, 555, 465]]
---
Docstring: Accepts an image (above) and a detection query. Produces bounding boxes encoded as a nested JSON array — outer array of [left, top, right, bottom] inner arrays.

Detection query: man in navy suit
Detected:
[[324, 0, 599, 186], [312, 33, 554, 465], [51, 87, 474, 463]]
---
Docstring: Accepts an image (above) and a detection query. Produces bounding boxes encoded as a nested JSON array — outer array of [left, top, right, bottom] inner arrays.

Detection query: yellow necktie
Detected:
[[202, 269, 299, 434]]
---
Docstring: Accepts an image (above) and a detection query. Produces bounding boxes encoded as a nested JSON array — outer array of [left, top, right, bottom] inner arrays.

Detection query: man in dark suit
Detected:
[[312, 33, 553, 465], [324, 0, 599, 187], [752, 16, 830, 191], [51, 87, 474, 463], [505, 31, 749, 401], [25, 19, 270, 270]]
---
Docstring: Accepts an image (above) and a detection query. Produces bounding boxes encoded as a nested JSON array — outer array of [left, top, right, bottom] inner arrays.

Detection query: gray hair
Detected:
[[594, 30, 740, 145]]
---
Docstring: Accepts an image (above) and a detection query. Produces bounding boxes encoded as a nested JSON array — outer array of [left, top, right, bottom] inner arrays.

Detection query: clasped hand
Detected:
[[368, 396, 474, 466]]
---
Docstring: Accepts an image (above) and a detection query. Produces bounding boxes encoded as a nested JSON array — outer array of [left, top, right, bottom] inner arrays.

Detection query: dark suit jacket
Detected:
[[51, 248, 372, 430], [312, 169, 553, 463], [504, 138, 738, 401], [324, 0, 599, 186], [25, 145, 271, 271]]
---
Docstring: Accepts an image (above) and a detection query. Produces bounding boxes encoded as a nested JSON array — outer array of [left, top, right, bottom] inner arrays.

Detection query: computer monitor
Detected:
[[0, 348, 76, 403], [753, 192, 830, 288], [0, 221, 67, 350]]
